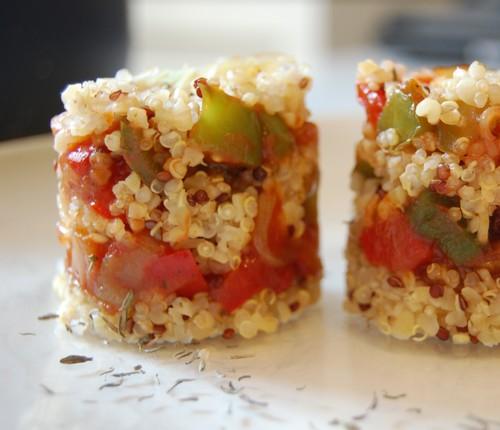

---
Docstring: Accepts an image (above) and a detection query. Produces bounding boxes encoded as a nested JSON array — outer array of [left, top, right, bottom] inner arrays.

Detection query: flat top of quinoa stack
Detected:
[[52, 54, 312, 153]]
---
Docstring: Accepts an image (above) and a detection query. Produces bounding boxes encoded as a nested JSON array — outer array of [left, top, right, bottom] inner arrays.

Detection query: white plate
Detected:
[[2, 118, 500, 430]]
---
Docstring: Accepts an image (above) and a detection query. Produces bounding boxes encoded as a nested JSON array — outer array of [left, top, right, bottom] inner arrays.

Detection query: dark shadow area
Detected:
[[0, 0, 128, 142]]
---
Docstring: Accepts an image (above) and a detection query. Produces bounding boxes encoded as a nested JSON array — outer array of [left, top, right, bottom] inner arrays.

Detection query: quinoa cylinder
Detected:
[[52, 55, 321, 345], [346, 60, 500, 346]]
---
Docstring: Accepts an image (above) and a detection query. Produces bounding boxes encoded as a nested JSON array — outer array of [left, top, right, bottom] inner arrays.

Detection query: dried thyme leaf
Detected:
[[179, 396, 199, 402], [220, 381, 242, 395], [166, 378, 195, 394], [40, 384, 55, 395], [134, 364, 142, 371], [112, 370, 145, 378], [176, 351, 192, 360], [329, 421, 360, 430], [239, 393, 268, 407], [352, 392, 378, 421], [174, 349, 188, 358], [238, 375, 251, 382], [230, 354, 255, 360], [19, 332, 36, 336], [138, 394, 154, 402], [118, 291, 134, 337], [259, 413, 285, 422], [185, 353, 199, 365], [99, 367, 115, 376], [38, 313, 59, 321], [60, 355, 93, 365], [99, 379, 123, 390], [382, 391, 407, 400], [465, 414, 500, 427]]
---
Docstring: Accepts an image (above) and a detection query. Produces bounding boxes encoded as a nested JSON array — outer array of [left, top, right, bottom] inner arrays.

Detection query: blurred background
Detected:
[[2, 0, 500, 142]]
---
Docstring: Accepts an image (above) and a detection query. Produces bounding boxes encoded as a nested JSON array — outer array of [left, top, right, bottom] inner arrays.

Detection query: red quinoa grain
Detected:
[[429, 284, 444, 298], [387, 275, 404, 288], [436, 327, 449, 341], [223, 328, 235, 339]]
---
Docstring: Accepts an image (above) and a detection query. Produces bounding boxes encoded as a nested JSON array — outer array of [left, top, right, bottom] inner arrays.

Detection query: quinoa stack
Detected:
[[346, 60, 500, 346], [52, 55, 321, 345]]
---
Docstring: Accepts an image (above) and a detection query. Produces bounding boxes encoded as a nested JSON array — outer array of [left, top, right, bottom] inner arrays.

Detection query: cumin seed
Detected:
[[229, 354, 255, 360], [60, 355, 93, 364], [239, 393, 268, 407], [38, 313, 59, 321], [99, 379, 123, 390], [40, 384, 55, 395], [138, 394, 154, 402], [382, 391, 407, 400], [238, 375, 251, 382], [179, 396, 198, 402]]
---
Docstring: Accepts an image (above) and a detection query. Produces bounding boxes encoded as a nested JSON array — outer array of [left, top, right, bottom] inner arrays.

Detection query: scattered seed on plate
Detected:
[[230, 354, 255, 360], [112, 370, 144, 378], [179, 396, 199, 402], [40, 384, 55, 395], [99, 379, 124, 390], [239, 393, 268, 407], [60, 355, 93, 364], [382, 391, 406, 400], [138, 394, 154, 402], [166, 378, 195, 394], [220, 380, 242, 395], [352, 392, 378, 421], [38, 313, 59, 321], [238, 375, 251, 382]]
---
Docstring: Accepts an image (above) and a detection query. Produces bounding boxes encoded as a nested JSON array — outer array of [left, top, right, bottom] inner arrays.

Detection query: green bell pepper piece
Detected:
[[191, 81, 262, 167], [120, 120, 162, 186], [353, 159, 376, 178], [407, 190, 481, 265], [378, 90, 422, 144], [258, 111, 294, 159]]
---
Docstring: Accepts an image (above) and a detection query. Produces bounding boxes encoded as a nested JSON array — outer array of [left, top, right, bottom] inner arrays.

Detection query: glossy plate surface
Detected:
[[2, 119, 500, 430]]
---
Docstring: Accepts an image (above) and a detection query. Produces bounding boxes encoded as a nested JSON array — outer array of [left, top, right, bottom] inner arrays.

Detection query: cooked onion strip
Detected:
[[479, 106, 500, 158], [253, 191, 285, 267]]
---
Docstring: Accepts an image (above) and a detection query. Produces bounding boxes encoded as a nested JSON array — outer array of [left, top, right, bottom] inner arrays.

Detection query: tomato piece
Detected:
[[377, 89, 422, 143], [61, 140, 130, 218], [66, 145, 91, 175], [357, 83, 386, 128], [211, 250, 295, 313], [294, 224, 322, 277], [360, 209, 434, 272], [70, 234, 208, 311], [145, 249, 208, 298], [293, 121, 318, 147]]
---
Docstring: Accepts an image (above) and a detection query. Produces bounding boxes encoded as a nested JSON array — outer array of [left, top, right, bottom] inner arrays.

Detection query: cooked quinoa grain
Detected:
[[52, 55, 322, 345], [347, 60, 500, 346]]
